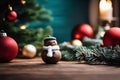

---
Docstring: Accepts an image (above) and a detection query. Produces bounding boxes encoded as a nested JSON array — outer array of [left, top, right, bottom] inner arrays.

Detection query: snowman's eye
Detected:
[[48, 42, 51, 45]]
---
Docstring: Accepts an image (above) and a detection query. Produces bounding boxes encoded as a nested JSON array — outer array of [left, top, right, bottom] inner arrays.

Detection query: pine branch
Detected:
[[82, 37, 102, 46], [60, 45, 76, 61], [75, 45, 120, 65], [60, 43, 120, 64]]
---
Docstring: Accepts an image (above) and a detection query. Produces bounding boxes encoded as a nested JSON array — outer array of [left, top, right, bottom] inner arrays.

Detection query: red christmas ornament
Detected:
[[102, 27, 120, 47], [0, 31, 18, 62], [7, 11, 17, 21], [73, 31, 84, 39], [72, 24, 94, 40], [79, 24, 94, 38]]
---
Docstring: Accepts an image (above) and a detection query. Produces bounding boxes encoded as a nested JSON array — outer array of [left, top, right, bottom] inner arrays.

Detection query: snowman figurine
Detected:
[[41, 36, 61, 64]]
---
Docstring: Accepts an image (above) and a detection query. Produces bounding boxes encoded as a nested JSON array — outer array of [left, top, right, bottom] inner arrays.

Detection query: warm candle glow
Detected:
[[99, 0, 113, 21]]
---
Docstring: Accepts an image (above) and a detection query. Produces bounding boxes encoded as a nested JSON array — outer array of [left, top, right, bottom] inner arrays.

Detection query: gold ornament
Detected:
[[72, 39, 82, 46], [22, 44, 36, 58]]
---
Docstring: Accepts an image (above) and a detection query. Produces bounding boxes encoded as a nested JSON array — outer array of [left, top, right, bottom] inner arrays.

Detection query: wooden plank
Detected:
[[0, 58, 120, 80]]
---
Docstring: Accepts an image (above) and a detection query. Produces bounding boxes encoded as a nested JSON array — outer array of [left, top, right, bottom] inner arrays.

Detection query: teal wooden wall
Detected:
[[37, 0, 90, 43]]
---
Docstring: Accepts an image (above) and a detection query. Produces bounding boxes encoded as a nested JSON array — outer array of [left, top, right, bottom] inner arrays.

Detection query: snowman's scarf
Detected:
[[43, 45, 60, 57]]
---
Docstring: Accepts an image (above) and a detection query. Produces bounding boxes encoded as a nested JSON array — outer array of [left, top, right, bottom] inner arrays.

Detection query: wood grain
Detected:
[[0, 58, 120, 80]]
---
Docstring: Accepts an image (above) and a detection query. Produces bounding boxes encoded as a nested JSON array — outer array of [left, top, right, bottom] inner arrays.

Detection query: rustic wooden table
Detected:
[[0, 57, 120, 80]]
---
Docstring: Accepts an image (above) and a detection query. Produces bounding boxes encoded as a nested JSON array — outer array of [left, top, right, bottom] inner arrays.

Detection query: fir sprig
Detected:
[[60, 45, 76, 61], [60, 44, 120, 65], [75, 45, 120, 64]]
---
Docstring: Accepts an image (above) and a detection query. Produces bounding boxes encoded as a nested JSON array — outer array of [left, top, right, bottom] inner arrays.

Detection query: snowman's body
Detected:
[[41, 36, 61, 64]]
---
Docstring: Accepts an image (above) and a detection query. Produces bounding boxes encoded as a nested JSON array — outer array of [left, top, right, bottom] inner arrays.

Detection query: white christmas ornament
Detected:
[[22, 44, 37, 58], [72, 39, 82, 46]]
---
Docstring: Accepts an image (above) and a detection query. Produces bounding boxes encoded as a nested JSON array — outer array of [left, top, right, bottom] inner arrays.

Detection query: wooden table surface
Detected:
[[0, 57, 120, 80]]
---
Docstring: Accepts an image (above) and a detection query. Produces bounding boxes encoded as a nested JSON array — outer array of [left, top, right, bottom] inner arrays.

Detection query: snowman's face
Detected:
[[50, 40, 57, 46], [45, 40, 57, 46]]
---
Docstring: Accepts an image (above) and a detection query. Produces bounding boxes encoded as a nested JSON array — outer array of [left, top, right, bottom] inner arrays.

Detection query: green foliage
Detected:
[[0, 0, 53, 28], [9, 26, 53, 48], [82, 37, 102, 46], [43, 25, 53, 38], [60, 44, 120, 65], [13, 0, 52, 23], [75, 45, 120, 64], [60, 45, 76, 61], [0, 0, 53, 51]]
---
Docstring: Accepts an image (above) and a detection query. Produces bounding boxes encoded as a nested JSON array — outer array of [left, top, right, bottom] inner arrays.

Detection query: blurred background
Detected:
[[37, 0, 90, 42], [0, 0, 119, 48]]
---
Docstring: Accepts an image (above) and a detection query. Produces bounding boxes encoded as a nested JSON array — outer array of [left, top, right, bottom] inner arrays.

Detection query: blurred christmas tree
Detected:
[[0, 0, 53, 52]]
